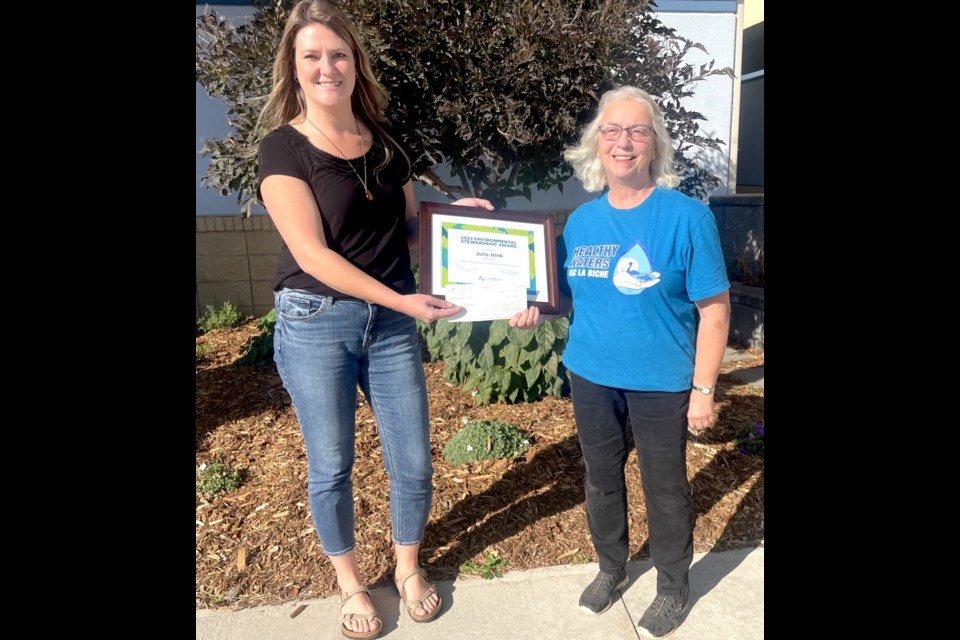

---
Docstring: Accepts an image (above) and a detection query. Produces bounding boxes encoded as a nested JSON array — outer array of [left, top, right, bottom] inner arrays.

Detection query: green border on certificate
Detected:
[[440, 222, 536, 292]]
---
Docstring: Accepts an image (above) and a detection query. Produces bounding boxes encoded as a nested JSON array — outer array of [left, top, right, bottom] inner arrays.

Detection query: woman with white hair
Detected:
[[510, 86, 730, 639]]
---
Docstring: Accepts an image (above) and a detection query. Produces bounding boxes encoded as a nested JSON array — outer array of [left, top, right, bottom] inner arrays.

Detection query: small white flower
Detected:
[[522, 440, 530, 446], [199, 463, 207, 472], [466, 445, 474, 451]]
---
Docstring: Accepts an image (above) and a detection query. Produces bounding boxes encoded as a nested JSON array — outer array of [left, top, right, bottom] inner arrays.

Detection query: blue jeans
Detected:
[[568, 370, 692, 596], [273, 289, 433, 556]]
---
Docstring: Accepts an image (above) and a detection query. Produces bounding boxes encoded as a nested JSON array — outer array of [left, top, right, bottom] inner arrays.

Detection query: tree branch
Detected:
[[506, 161, 520, 189], [416, 168, 471, 199], [456, 167, 475, 197]]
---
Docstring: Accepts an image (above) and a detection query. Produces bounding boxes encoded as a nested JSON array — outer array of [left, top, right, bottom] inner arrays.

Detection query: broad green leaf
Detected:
[[525, 363, 542, 389], [536, 320, 556, 345], [501, 343, 520, 369], [479, 344, 495, 369], [544, 351, 559, 376], [463, 370, 482, 391], [552, 317, 569, 340], [497, 368, 513, 391], [506, 326, 535, 349], [488, 320, 508, 345]]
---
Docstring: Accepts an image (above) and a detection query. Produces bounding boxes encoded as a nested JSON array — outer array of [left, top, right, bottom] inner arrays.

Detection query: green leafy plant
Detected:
[[198, 301, 247, 333], [418, 318, 569, 405], [236, 309, 276, 367], [196, 462, 244, 496], [733, 421, 764, 457], [460, 552, 507, 579], [573, 552, 590, 564], [196, 343, 211, 360], [443, 419, 531, 466]]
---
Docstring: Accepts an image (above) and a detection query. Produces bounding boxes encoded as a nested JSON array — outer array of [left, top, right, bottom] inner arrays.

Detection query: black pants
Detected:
[[569, 370, 692, 596]]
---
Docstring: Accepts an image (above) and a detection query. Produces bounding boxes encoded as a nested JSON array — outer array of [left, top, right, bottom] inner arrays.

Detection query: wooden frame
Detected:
[[418, 201, 560, 314]]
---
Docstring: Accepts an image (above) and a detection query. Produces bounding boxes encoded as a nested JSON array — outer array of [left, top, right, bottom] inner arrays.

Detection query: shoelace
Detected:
[[651, 594, 682, 616], [591, 573, 616, 593]]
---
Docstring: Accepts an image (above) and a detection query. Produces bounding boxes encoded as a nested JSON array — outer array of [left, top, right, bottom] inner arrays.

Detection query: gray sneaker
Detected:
[[578, 568, 628, 615], [636, 592, 689, 639]]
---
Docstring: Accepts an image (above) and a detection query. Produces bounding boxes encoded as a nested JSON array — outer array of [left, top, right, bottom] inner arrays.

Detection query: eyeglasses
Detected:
[[599, 123, 655, 141]]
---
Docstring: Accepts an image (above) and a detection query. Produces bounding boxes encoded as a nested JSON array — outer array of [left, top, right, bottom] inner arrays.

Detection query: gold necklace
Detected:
[[304, 115, 373, 201]]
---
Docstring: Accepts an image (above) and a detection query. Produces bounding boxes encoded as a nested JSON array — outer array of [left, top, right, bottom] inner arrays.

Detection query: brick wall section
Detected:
[[709, 195, 764, 351], [196, 214, 283, 319], [728, 282, 764, 351], [708, 194, 764, 281]]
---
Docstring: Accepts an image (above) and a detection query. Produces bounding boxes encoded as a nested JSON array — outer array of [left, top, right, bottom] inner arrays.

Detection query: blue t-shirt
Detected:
[[559, 187, 729, 391]]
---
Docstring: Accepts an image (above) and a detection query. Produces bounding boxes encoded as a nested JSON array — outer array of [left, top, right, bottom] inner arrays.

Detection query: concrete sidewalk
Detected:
[[196, 546, 763, 640]]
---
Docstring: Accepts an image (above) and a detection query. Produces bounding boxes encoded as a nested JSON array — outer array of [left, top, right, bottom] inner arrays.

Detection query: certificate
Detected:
[[418, 202, 560, 314], [444, 284, 529, 322]]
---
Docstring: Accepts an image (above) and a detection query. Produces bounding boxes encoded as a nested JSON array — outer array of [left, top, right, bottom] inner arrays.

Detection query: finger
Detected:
[[434, 305, 461, 317], [427, 296, 457, 310]]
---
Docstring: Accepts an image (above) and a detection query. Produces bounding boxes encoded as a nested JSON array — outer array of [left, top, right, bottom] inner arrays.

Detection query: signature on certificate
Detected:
[[452, 260, 522, 279]]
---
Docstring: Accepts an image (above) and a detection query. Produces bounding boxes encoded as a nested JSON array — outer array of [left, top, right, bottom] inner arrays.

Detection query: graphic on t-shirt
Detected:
[[567, 243, 619, 280], [612, 242, 660, 295]]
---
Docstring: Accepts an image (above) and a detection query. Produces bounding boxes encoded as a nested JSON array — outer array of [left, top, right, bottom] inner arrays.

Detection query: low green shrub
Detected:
[[417, 317, 569, 405], [236, 309, 276, 367], [198, 301, 247, 333], [443, 419, 530, 466], [196, 462, 243, 496], [460, 552, 507, 579]]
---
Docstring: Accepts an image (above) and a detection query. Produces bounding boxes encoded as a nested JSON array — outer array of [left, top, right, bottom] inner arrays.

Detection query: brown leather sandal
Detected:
[[337, 586, 382, 639], [395, 568, 441, 622]]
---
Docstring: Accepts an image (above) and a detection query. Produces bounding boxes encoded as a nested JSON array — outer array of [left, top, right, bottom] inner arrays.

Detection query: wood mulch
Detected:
[[196, 319, 764, 610]]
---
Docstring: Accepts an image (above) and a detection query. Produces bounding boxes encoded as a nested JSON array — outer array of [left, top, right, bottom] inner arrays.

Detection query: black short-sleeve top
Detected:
[[257, 123, 415, 298]]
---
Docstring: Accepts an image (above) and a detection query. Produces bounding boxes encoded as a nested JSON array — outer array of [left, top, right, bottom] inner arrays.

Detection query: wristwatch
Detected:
[[691, 383, 714, 395]]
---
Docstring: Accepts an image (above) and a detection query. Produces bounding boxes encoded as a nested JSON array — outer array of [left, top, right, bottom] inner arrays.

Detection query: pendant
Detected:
[[366, 190, 373, 201]]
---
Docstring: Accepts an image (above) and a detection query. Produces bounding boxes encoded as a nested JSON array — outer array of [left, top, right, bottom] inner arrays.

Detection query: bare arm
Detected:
[[687, 289, 732, 433], [260, 174, 460, 322]]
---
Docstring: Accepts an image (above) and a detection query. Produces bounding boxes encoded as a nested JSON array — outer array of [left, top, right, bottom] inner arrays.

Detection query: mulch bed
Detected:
[[196, 320, 764, 609]]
